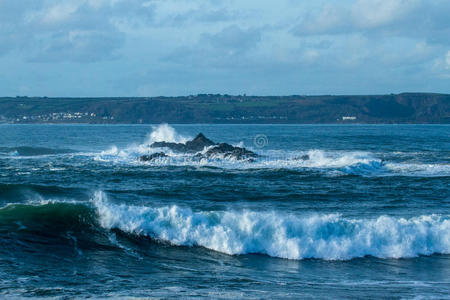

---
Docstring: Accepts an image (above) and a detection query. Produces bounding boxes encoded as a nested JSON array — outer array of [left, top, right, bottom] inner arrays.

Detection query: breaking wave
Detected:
[[1, 191, 449, 261], [93, 124, 449, 177], [91, 191, 450, 260]]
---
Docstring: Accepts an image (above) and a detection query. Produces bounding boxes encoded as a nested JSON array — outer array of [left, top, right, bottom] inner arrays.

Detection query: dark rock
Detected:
[[150, 133, 215, 153], [150, 141, 186, 152], [148, 133, 258, 161], [204, 143, 258, 160], [184, 133, 215, 152], [292, 154, 310, 161], [139, 152, 168, 161]]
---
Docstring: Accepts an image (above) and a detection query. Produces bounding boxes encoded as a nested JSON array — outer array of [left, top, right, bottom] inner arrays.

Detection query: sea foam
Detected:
[[92, 191, 450, 260], [92, 124, 449, 177]]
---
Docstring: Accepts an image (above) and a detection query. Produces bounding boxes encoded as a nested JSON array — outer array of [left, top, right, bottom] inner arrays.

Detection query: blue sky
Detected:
[[0, 0, 449, 96]]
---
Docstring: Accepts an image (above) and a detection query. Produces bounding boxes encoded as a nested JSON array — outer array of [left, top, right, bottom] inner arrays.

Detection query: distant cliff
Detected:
[[0, 93, 449, 124]]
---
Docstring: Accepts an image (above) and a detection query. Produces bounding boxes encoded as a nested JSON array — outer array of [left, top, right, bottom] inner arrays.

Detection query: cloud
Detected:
[[351, 0, 418, 28], [0, 0, 154, 62], [293, 0, 450, 45], [0, 0, 449, 96], [39, 2, 79, 23], [202, 25, 261, 53], [286, 0, 450, 83], [160, 24, 262, 70], [28, 30, 125, 63]]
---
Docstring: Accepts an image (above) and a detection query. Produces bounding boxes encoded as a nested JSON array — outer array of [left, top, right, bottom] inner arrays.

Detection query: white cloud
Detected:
[[293, 0, 449, 43], [351, 0, 419, 28], [42, 2, 79, 23], [203, 25, 261, 52]]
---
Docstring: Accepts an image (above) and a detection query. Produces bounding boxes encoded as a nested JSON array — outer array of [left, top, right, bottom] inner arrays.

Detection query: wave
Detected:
[[94, 125, 382, 171], [90, 124, 450, 177], [94, 124, 450, 177], [0, 183, 87, 203], [1, 191, 449, 261], [91, 191, 450, 260], [97, 146, 380, 168], [0, 146, 76, 156], [384, 162, 450, 177], [96, 150, 449, 179], [0, 201, 95, 234]]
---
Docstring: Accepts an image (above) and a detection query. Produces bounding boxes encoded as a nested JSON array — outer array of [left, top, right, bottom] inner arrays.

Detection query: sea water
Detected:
[[0, 124, 449, 298]]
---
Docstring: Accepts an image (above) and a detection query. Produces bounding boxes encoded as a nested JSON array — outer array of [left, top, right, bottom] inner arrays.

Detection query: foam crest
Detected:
[[385, 162, 450, 177], [92, 125, 448, 177], [92, 191, 450, 260], [96, 143, 382, 171], [300, 150, 378, 168]]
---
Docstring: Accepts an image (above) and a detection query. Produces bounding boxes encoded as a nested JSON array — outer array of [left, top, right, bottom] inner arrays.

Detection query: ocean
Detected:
[[0, 124, 449, 299]]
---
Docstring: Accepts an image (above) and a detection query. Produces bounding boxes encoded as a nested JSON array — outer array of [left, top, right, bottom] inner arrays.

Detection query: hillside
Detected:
[[0, 93, 449, 124]]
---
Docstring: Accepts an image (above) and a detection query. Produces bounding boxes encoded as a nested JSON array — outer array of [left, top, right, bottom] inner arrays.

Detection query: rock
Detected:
[[184, 133, 215, 152], [148, 133, 258, 161], [193, 143, 258, 161], [291, 154, 310, 161], [150, 141, 186, 152], [150, 133, 215, 153], [204, 143, 258, 160], [139, 152, 168, 161]]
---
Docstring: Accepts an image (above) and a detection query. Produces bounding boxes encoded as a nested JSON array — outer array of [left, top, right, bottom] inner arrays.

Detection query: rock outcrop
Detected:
[[201, 143, 258, 160], [139, 152, 168, 161], [139, 133, 258, 161], [150, 133, 215, 153]]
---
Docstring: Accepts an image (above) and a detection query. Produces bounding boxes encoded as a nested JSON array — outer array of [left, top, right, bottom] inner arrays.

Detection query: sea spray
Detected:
[[147, 124, 190, 144], [92, 125, 450, 176]]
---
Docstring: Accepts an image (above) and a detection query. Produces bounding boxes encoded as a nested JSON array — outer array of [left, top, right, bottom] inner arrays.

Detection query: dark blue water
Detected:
[[0, 124, 449, 299]]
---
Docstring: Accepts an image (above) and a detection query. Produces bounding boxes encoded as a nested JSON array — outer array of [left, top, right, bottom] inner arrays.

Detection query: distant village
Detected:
[[0, 112, 361, 123], [0, 112, 115, 123], [0, 112, 293, 123]]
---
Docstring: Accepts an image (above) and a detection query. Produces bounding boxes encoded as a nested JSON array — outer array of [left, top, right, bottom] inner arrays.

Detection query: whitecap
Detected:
[[92, 191, 450, 261]]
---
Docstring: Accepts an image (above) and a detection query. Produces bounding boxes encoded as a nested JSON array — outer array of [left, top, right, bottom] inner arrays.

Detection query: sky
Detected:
[[0, 0, 449, 97]]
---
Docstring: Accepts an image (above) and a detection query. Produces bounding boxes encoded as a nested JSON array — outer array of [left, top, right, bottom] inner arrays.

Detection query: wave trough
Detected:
[[0, 146, 76, 157]]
